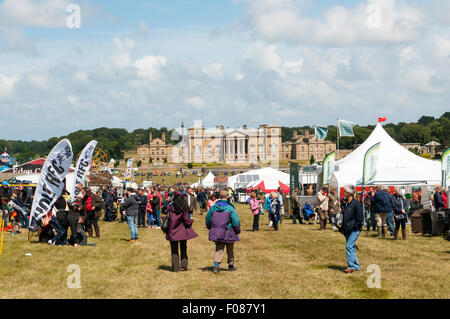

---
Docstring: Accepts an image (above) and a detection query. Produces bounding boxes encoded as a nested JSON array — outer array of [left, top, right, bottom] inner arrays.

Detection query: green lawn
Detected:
[[0, 204, 449, 299]]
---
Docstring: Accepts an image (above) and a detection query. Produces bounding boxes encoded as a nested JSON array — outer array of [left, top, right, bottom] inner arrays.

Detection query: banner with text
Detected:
[[362, 142, 381, 185], [71, 140, 97, 200], [442, 148, 450, 188], [322, 151, 335, 185], [29, 139, 73, 230], [289, 162, 299, 195]]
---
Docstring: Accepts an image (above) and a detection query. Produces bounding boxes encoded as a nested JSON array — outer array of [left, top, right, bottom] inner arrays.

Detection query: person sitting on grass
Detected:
[[206, 190, 241, 274]]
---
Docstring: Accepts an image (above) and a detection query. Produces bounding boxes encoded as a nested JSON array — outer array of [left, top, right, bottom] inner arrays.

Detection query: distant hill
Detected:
[[1, 113, 449, 164]]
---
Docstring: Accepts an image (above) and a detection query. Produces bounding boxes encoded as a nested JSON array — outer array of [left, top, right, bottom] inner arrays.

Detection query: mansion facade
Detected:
[[134, 122, 341, 165]]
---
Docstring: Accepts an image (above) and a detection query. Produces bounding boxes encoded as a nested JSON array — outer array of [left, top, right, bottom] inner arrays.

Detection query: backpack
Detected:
[[270, 200, 278, 215], [302, 203, 313, 218]]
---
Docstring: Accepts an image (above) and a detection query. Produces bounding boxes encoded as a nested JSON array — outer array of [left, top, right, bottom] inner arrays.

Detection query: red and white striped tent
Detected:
[[244, 167, 290, 194]]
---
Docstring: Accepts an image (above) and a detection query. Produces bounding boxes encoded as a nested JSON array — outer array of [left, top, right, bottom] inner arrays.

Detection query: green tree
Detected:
[[398, 123, 431, 145], [137, 160, 142, 167], [310, 155, 315, 164]]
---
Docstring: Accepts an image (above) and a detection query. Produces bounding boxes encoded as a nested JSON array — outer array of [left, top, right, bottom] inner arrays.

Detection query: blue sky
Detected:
[[0, 0, 449, 140]]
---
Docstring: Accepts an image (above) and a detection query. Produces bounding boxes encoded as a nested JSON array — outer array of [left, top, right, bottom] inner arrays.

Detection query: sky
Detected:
[[0, 0, 449, 141]]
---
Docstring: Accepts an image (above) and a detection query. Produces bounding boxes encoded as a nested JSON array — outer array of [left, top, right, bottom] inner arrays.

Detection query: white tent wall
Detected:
[[332, 123, 441, 189], [228, 167, 290, 190]]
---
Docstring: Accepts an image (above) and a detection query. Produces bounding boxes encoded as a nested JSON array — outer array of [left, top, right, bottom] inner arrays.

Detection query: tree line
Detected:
[[2, 112, 449, 164]]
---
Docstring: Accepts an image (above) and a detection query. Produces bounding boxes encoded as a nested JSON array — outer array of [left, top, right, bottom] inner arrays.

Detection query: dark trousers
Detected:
[[395, 218, 406, 230], [85, 212, 98, 232], [137, 209, 146, 227], [292, 207, 302, 224], [271, 213, 279, 230], [170, 240, 188, 272], [103, 207, 113, 221], [252, 214, 260, 231]]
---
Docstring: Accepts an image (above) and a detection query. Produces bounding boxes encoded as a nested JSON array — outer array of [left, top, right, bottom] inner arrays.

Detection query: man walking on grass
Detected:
[[341, 185, 364, 274], [206, 190, 241, 274]]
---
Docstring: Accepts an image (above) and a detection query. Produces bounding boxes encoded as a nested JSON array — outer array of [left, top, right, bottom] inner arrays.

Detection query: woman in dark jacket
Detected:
[[391, 187, 407, 240], [166, 193, 198, 272]]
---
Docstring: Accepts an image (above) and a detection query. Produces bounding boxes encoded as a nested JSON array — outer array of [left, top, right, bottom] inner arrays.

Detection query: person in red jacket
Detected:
[[442, 189, 448, 209]]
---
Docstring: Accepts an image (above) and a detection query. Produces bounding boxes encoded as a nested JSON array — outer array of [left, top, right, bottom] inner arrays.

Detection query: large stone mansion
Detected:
[[133, 122, 341, 165]]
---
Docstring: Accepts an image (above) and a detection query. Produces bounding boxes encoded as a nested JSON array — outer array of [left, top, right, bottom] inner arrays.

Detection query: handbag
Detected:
[[161, 208, 170, 233]]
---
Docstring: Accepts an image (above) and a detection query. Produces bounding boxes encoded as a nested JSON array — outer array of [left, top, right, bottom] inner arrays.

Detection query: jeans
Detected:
[[137, 209, 146, 227], [20, 207, 29, 227], [385, 212, 394, 235], [103, 207, 113, 222], [252, 214, 260, 231], [50, 218, 67, 245], [155, 209, 161, 227], [365, 210, 376, 231], [345, 230, 360, 270], [126, 215, 138, 239], [147, 212, 154, 227]]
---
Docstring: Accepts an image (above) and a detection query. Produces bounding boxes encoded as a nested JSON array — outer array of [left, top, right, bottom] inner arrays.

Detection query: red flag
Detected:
[[378, 117, 387, 123]]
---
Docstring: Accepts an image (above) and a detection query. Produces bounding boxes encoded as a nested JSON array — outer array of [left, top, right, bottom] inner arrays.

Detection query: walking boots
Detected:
[[394, 229, 398, 240], [94, 226, 100, 238], [382, 226, 387, 238], [377, 227, 382, 238], [402, 228, 407, 240], [87, 227, 93, 237]]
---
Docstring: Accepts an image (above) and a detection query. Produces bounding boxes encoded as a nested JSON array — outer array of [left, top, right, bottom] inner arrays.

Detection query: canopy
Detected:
[[14, 171, 76, 192], [228, 167, 290, 193], [191, 171, 215, 188], [332, 123, 441, 188]]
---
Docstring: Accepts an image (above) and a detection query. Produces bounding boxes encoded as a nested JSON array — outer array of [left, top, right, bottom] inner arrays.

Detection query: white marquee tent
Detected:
[[191, 171, 215, 188], [331, 123, 442, 188]]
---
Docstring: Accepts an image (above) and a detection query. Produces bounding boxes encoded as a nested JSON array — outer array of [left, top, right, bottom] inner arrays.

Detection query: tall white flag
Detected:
[[29, 139, 73, 231], [71, 140, 97, 200]]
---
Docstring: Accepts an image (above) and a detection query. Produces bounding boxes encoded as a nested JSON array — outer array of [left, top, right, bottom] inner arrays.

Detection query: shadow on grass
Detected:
[[200, 266, 215, 272], [120, 239, 131, 242], [326, 265, 345, 272], [158, 265, 174, 272]]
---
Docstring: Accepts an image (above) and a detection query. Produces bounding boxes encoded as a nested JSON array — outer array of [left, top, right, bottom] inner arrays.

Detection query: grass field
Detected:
[[0, 204, 449, 299]]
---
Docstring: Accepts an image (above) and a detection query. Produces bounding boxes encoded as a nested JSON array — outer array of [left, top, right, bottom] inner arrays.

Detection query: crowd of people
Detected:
[[0, 177, 448, 274]]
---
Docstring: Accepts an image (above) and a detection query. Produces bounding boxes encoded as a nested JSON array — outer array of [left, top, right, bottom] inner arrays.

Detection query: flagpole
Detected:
[[337, 119, 340, 161], [314, 126, 318, 164]]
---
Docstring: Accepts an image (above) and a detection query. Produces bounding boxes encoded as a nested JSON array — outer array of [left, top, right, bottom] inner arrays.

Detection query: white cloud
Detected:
[[202, 63, 223, 79], [134, 55, 167, 81], [240, 0, 427, 46], [0, 0, 70, 28], [72, 71, 88, 83], [185, 96, 206, 109], [0, 73, 18, 99]]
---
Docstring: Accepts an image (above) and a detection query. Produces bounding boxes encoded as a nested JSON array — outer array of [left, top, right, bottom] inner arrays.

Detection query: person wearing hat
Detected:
[[122, 188, 139, 243]]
